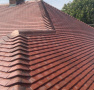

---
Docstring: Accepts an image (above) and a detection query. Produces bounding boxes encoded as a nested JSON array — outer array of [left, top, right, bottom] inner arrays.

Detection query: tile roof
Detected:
[[0, 1, 54, 37], [0, 0, 94, 90]]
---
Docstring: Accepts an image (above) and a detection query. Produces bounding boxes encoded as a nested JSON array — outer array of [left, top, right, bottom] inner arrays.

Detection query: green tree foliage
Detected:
[[62, 0, 94, 24]]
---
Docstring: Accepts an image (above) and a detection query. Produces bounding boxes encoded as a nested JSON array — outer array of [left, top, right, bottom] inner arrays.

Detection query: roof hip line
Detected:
[[38, 1, 55, 30], [0, 30, 32, 90]]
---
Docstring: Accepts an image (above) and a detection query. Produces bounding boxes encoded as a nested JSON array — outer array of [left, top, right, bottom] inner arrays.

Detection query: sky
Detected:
[[44, 0, 73, 9], [0, 0, 73, 10]]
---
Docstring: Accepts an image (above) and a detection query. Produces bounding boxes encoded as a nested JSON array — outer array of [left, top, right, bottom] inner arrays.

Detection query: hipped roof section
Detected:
[[0, 0, 55, 37], [0, 0, 94, 90]]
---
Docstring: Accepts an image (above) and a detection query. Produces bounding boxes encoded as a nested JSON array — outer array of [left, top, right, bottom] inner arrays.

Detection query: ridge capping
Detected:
[[6, 29, 56, 39]]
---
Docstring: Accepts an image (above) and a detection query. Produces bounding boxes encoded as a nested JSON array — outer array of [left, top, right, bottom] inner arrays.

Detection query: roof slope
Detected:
[[0, 0, 94, 90], [0, 1, 54, 37]]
